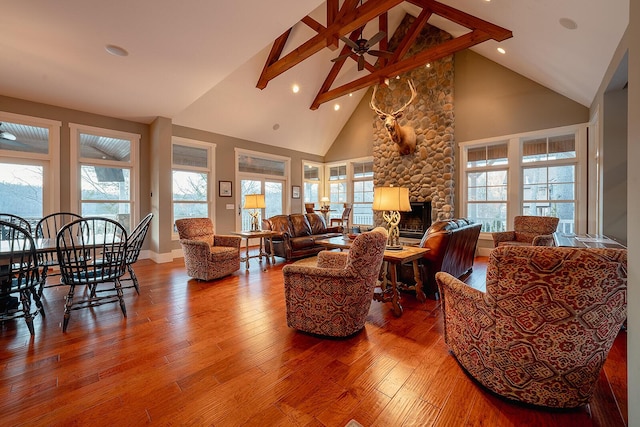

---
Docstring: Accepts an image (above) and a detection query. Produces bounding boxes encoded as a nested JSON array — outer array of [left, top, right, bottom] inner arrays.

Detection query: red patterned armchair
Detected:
[[492, 215, 559, 247], [282, 227, 388, 337], [436, 246, 627, 408], [175, 218, 241, 281]]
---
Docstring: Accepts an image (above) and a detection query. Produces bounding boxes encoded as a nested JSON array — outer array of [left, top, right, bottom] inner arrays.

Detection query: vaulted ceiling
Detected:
[[0, 1, 629, 156]]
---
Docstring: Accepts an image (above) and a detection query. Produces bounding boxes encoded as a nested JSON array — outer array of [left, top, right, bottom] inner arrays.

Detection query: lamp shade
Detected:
[[372, 187, 411, 212], [244, 194, 266, 209], [320, 196, 330, 203]]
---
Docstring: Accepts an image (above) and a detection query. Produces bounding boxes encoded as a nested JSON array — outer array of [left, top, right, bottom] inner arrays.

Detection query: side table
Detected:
[[230, 230, 277, 271]]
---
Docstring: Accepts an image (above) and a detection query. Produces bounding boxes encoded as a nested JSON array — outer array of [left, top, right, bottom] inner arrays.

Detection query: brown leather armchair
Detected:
[[492, 215, 559, 247], [398, 218, 481, 299]]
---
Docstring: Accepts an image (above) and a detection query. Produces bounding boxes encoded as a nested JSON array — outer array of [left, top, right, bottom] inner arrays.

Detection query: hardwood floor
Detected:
[[0, 253, 627, 426]]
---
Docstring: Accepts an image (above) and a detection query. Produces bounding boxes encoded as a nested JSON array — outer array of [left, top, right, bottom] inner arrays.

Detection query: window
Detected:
[[0, 112, 61, 225], [303, 162, 322, 204], [465, 143, 508, 232], [326, 163, 347, 222], [236, 149, 290, 231], [172, 139, 215, 233], [460, 124, 587, 236], [522, 134, 577, 233], [70, 124, 139, 232], [351, 160, 374, 227]]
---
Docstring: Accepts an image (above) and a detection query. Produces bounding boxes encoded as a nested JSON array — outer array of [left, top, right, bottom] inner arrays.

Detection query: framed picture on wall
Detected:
[[219, 180, 232, 197], [292, 185, 300, 199]]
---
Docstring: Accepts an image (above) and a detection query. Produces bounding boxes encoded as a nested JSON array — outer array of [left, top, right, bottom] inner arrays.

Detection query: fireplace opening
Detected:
[[399, 201, 432, 239]]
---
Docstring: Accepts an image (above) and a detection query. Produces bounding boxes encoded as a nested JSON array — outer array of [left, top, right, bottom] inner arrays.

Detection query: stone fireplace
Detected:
[[373, 15, 455, 226]]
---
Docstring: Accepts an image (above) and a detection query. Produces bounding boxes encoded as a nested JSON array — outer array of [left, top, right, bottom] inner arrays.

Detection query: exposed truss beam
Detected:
[[258, 0, 513, 109], [256, 0, 405, 89]]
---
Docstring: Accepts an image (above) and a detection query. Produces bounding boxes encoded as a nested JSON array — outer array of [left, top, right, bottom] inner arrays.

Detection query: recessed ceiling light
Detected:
[[334, 104, 340, 111], [497, 47, 506, 54], [425, 63, 431, 68], [292, 84, 300, 93], [105, 44, 129, 57], [349, 93, 353, 97], [559, 18, 578, 30]]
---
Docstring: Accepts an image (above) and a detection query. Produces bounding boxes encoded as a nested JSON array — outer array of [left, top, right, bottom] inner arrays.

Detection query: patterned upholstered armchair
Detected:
[[436, 246, 627, 408], [282, 227, 388, 337], [492, 215, 559, 247], [175, 218, 241, 281]]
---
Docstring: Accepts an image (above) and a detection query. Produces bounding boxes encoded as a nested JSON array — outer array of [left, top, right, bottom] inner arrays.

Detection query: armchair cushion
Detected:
[[436, 246, 627, 408], [283, 227, 388, 337]]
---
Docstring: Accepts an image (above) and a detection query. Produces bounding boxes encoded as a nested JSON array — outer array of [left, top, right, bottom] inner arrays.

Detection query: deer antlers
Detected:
[[370, 79, 417, 117]]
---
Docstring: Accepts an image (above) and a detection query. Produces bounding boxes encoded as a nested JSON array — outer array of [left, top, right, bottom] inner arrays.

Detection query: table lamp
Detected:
[[372, 186, 411, 249], [320, 196, 331, 210], [244, 194, 266, 231]]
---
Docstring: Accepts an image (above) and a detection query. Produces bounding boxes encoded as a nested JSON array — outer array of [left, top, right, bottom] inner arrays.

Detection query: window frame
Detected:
[[350, 157, 374, 227], [459, 123, 588, 240], [0, 111, 61, 217], [69, 123, 140, 231], [171, 137, 216, 238], [234, 148, 290, 230]]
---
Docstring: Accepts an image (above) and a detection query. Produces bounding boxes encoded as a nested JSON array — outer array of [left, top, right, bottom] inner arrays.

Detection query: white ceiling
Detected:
[[0, 0, 629, 156]]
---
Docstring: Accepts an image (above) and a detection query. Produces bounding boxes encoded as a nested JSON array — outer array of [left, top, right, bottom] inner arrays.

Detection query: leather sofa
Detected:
[[261, 213, 343, 261], [399, 218, 482, 299]]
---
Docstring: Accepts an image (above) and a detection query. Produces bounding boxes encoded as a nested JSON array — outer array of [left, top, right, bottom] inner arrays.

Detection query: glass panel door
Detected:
[[239, 179, 284, 232]]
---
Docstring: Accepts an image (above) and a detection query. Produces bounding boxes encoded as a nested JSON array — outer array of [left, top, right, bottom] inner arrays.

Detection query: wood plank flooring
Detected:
[[0, 253, 627, 426]]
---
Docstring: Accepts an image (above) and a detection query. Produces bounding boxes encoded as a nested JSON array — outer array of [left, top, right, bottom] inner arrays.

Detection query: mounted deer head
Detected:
[[370, 80, 417, 155]]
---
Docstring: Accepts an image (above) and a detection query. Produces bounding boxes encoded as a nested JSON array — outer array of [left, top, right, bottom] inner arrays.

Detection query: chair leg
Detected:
[[38, 265, 49, 298], [128, 265, 140, 295], [115, 279, 127, 317], [32, 288, 45, 318], [20, 290, 35, 336], [63, 284, 75, 332]]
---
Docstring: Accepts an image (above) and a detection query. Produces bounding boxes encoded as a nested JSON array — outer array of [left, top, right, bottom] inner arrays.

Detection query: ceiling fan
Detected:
[[0, 123, 17, 141], [331, 31, 393, 71]]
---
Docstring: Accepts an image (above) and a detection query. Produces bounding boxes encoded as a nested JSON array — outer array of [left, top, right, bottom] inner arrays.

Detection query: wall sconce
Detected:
[[372, 186, 411, 249], [244, 194, 266, 231]]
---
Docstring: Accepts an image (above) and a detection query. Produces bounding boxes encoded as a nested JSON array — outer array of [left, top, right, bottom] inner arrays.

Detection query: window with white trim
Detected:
[[460, 124, 587, 236], [326, 163, 347, 222], [172, 138, 215, 233], [69, 124, 139, 232], [236, 149, 290, 231], [303, 162, 322, 205], [351, 159, 374, 227], [0, 112, 61, 226]]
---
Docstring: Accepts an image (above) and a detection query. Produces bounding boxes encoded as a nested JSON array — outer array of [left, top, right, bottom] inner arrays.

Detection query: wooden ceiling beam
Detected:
[[256, 0, 404, 89], [407, 0, 512, 40], [388, 8, 432, 63], [258, 28, 292, 79], [311, 30, 492, 109], [301, 16, 338, 50]]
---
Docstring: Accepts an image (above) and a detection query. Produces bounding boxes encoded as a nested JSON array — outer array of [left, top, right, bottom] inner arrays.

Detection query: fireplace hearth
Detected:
[[399, 201, 432, 239]]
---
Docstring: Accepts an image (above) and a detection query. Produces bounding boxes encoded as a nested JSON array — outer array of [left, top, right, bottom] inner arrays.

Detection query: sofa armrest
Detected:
[[532, 234, 555, 246], [491, 231, 516, 247], [214, 235, 242, 248], [317, 250, 348, 269]]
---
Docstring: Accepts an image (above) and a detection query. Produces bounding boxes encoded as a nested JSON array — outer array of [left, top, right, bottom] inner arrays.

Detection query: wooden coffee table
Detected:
[[316, 236, 429, 316]]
